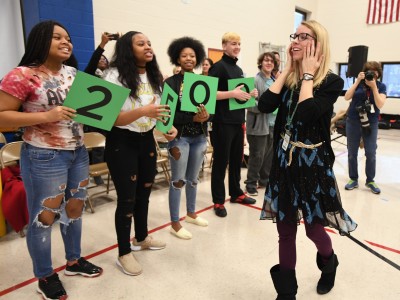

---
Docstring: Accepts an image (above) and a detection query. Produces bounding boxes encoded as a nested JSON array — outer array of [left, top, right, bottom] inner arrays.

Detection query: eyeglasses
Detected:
[[289, 33, 316, 42]]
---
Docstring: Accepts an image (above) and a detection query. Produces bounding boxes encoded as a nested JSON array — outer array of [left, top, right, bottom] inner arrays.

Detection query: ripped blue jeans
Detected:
[[20, 143, 89, 278], [168, 135, 207, 222]]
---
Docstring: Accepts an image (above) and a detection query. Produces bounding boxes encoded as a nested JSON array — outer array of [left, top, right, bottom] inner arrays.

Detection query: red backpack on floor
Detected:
[[1, 165, 29, 233]]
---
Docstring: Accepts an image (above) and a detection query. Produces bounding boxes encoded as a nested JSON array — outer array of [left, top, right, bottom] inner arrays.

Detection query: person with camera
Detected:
[[84, 32, 118, 185], [344, 61, 387, 194]]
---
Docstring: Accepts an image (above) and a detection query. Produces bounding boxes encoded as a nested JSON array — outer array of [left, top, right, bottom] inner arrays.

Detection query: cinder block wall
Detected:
[[21, 0, 94, 71]]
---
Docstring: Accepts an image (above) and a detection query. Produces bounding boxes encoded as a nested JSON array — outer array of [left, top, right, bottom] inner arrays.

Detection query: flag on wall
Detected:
[[367, 0, 400, 24]]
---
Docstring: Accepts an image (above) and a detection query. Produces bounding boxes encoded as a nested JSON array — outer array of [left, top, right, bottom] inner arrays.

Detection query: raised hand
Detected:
[[284, 45, 294, 74], [99, 32, 111, 49], [302, 41, 323, 76]]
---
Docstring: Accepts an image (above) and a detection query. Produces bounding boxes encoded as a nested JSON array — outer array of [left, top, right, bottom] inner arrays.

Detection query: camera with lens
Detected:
[[355, 101, 372, 114], [105, 32, 121, 40], [364, 70, 375, 81], [356, 100, 372, 135]]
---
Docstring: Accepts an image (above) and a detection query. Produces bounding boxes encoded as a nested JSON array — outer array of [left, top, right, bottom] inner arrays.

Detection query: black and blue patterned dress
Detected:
[[258, 72, 357, 234]]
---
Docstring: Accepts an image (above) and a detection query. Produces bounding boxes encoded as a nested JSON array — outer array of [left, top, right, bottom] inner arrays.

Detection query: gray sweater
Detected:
[[246, 72, 275, 136]]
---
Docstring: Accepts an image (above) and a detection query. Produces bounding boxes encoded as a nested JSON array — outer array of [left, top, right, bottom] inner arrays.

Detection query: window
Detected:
[[294, 9, 307, 32], [382, 62, 400, 98], [338, 63, 354, 92]]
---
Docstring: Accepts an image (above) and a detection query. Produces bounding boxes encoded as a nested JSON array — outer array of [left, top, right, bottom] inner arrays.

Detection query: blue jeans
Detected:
[[346, 118, 378, 183], [20, 143, 89, 278], [168, 135, 207, 222]]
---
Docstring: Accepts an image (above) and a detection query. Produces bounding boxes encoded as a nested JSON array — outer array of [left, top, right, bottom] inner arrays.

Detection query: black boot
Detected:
[[316, 251, 339, 294], [270, 264, 297, 300]]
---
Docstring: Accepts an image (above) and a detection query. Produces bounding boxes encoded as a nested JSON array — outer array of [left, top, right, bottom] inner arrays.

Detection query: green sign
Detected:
[[228, 77, 256, 110], [180, 72, 218, 114], [63, 71, 130, 131], [156, 83, 179, 133]]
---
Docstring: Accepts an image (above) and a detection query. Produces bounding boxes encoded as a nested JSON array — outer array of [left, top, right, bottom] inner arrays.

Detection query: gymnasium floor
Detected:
[[0, 129, 399, 299]]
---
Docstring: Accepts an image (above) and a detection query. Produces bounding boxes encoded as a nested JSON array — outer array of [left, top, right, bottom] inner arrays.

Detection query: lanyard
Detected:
[[282, 89, 298, 152], [285, 89, 298, 131]]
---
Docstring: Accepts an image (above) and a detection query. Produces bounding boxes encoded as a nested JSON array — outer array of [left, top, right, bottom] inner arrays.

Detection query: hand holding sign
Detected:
[[180, 73, 218, 114], [156, 83, 179, 133], [63, 71, 130, 131], [46, 105, 77, 122], [193, 104, 209, 123], [163, 126, 178, 141], [228, 77, 256, 110], [143, 96, 171, 122], [231, 85, 251, 101]]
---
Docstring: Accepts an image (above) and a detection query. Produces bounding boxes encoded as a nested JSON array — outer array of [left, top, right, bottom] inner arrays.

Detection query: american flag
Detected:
[[366, 0, 400, 24]]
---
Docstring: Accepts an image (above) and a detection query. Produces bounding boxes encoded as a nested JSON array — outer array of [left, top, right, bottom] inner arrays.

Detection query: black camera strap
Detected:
[[366, 88, 371, 101]]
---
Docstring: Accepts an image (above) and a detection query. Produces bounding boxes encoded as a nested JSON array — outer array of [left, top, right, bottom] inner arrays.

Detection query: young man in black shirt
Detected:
[[209, 32, 258, 217]]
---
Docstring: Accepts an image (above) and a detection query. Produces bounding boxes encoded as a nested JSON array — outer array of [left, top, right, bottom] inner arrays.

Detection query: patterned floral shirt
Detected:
[[0, 65, 83, 150]]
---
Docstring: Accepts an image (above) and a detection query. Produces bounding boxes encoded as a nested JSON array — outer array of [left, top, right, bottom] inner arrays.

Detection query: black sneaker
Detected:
[[64, 257, 103, 278], [214, 204, 227, 217], [230, 194, 256, 204], [37, 273, 67, 300], [246, 187, 258, 196]]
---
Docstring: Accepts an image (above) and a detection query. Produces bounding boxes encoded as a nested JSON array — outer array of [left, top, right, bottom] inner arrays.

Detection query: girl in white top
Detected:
[[104, 31, 177, 276]]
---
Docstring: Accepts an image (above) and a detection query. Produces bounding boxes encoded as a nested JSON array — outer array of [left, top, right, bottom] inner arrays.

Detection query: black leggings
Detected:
[[105, 127, 156, 257]]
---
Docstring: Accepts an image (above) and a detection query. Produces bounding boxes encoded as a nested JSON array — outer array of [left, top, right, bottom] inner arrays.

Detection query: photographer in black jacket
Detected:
[[344, 61, 387, 194]]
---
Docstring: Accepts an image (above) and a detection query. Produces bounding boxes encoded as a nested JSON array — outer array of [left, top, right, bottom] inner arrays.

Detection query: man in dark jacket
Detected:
[[209, 32, 258, 217]]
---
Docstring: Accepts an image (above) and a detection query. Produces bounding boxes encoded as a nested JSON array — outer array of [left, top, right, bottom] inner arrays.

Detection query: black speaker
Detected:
[[346, 45, 368, 78]]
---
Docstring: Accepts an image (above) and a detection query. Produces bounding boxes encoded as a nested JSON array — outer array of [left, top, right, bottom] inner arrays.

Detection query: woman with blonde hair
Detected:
[[258, 20, 357, 299]]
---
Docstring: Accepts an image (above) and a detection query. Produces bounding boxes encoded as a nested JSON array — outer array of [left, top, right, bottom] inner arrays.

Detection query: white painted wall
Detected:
[[0, 0, 25, 79], [92, 0, 299, 77], [93, 0, 397, 76], [92, 0, 399, 112]]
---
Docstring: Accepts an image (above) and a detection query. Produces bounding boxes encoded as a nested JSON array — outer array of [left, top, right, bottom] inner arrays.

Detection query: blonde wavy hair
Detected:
[[287, 20, 331, 89]]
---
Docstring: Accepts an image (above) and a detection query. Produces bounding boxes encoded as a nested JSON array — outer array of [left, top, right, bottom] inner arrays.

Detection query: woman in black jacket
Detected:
[[258, 20, 357, 299]]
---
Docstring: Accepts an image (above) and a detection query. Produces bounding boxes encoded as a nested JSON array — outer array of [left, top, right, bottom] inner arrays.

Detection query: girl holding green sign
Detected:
[[0, 20, 103, 300], [165, 36, 210, 240], [104, 31, 177, 276]]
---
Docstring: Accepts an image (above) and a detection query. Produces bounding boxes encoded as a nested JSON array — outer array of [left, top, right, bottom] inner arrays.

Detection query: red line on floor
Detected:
[[1, 198, 398, 297], [365, 240, 400, 254]]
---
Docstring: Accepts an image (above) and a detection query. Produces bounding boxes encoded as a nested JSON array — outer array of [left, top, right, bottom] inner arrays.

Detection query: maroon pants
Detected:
[[277, 221, 333, 271]]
